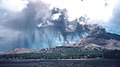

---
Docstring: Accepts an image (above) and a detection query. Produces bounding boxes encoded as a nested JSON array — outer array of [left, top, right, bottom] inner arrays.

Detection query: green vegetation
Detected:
[[0, 46, 120, 59]]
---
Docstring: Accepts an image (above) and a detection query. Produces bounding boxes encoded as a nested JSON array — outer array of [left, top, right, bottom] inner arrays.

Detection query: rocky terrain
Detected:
[[64, 25, 120, 50], [4, 48, 37, 54]]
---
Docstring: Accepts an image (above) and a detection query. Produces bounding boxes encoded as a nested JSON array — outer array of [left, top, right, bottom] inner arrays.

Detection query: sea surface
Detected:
[[0, 59, 119, 67]]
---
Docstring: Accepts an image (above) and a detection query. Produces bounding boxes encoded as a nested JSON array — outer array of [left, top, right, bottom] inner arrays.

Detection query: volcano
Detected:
[[64, 25, 120, 50]]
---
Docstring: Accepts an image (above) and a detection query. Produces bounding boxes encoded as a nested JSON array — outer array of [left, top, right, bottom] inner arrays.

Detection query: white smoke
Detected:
[[0, 0, 28, 12], [42, 0, 118, 22], [42, 0, 120, 35]]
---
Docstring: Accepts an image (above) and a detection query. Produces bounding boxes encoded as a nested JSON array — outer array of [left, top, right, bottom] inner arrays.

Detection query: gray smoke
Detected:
[[0, 0, 52, 51]]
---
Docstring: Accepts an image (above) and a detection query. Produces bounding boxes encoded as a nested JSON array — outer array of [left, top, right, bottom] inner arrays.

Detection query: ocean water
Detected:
[[0, 59, 120, 67]]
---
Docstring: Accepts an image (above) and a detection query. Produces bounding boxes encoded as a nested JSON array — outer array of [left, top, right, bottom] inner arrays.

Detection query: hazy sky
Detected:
[[0, 0, 120, 51]]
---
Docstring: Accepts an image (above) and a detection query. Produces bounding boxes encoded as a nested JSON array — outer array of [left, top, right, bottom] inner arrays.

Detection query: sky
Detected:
[[0, 0, 120, 51]]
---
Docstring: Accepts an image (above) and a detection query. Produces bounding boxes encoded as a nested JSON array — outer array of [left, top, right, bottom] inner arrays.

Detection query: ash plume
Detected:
[[0, 0, 120, 51], [0, 0, 51, 51]]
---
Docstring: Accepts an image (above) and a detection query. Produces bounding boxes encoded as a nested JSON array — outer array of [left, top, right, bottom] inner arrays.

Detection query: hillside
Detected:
[[0, 45, 120, 59], [4, 48, 36, 54], [0, 27, 120, 59], [65, 25, 120, 50]]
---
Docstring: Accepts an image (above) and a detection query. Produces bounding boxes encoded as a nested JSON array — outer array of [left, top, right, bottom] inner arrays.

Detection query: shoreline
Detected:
[[0, 58, 119, 63]]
